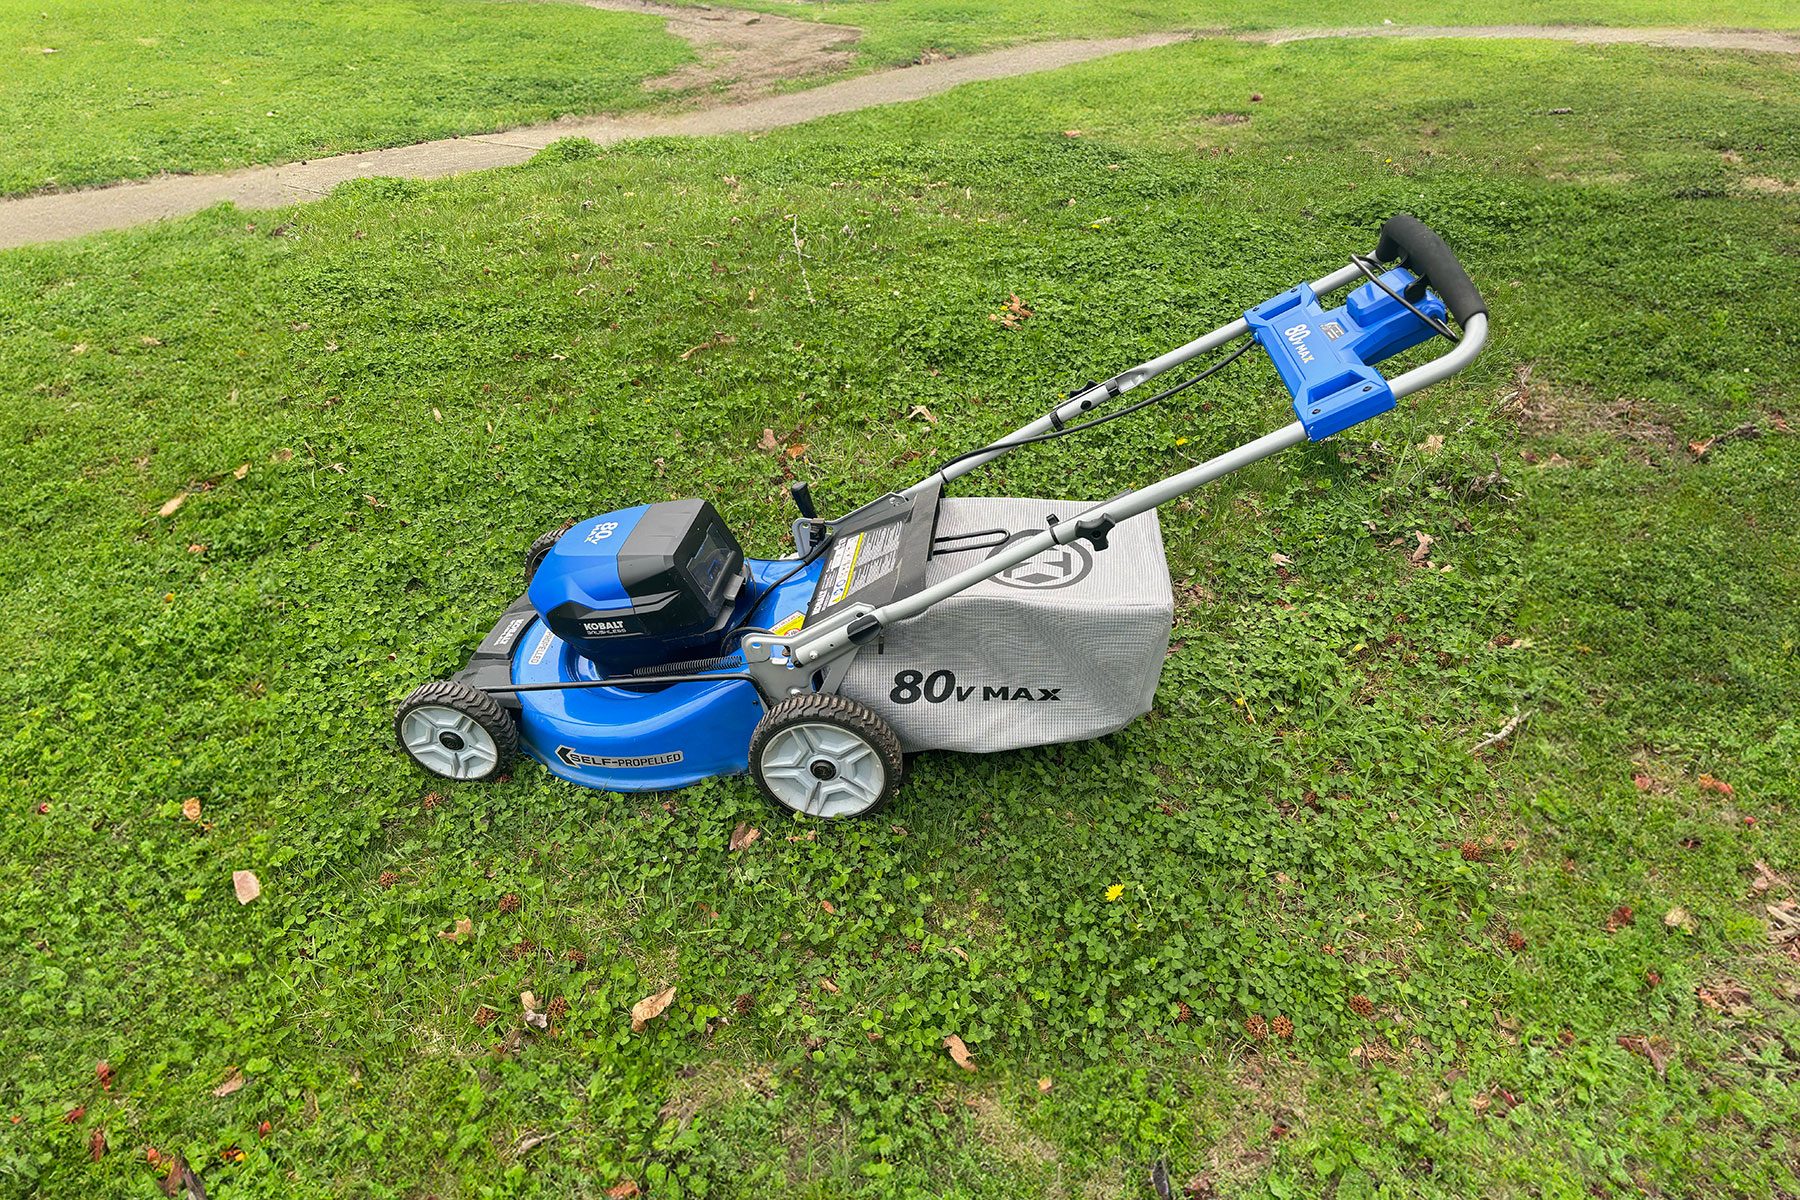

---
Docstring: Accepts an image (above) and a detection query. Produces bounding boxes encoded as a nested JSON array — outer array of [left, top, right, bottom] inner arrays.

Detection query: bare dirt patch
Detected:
[[967, 1093, 1063, 1191], [570, 0, 860, 101], [1742, 174, 1800, 194], [1498, 363, 1683, 461], [659, 1056, 773, 1129]]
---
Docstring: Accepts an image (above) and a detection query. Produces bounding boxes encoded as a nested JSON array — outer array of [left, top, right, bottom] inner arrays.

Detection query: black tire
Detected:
[[748, 693, 903, 819], [524, 523, 572, 580], [394, 679, 518, 783]]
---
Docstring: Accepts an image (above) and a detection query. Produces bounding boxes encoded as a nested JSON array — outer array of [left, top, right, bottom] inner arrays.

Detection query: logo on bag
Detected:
[[555, 746, 684, 769], [889, 669, 1061, 705], [987, 533, 1092, 590]]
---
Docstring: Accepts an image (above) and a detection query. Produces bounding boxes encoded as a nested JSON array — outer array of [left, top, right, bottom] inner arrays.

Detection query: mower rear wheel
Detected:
[[395, 679, 517, 783], [749, 693, 902, 819]]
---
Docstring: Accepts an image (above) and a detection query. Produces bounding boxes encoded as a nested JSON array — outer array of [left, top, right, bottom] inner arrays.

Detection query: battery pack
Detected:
[[840, 497, 1173, 754]]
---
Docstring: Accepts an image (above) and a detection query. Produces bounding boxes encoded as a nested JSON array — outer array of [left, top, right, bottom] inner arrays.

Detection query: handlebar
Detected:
[[1374, 213, 1487, 329]]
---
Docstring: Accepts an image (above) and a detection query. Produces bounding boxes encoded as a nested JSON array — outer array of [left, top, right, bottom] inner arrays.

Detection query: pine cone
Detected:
[[1349, 994, 1375, 1019], [1244, 1014, 1268, 1042], [498, 893, 521, 914], [1271, 1015, 1293, 1039]]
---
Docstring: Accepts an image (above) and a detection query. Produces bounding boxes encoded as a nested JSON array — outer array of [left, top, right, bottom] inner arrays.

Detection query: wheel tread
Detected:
[[748, 692, 903, 819], [395, 678, 519, 781]]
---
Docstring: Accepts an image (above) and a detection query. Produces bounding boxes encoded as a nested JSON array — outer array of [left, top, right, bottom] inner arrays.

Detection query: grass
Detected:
[[2, 31, 1799, 1200], [703, 0, 1800, 65], [0, 0, 692, 196]]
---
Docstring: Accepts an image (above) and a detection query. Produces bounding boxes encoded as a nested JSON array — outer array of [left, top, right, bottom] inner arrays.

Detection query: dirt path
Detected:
[[0, 33, 1185, 249], [567, 0, 861, 100], [2, 21, 1795, 251], [1240, 23, 1800, 53]]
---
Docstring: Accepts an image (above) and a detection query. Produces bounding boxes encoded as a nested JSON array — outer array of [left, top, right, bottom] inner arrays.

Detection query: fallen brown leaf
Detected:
[[232, 463, 250, 480], [438, 917, 474, 943], [1696, 979, 1752, 1015], [1697, 774, 1735, 797], [756, 428, 779, 453], [1418, 433, 1446, 456], [606, 1182, 640, 1199], [96, 1060, 113, 1090], [1037, 1076, 1053, 1093], [728, 823, 760, 851], [1269, 551, 1294, 567], [181, 797, 202, 822], [158, 1153, 204, 1199], [212, 1066, 246, 1098], [820, 899, 837, 915], [89, 1127, 106, 1161], [1663, 906, 1697, 934], [1617, 1034, 1672, 1077], [818, 977, 841, 994], [943, 1033, 976, 1071], [1605, 905, 1635, 932], [1751, 860, 1784, 894], [158, 493, 187, 518], [231, 870, 261, 904], [630, 985, 676, 1033], [989, 294, 1034, 329], [1409, 531, 1436, 565]]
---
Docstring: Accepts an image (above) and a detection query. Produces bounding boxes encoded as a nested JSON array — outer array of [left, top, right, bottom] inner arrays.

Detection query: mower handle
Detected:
[[1374, 213, 1486, 329]]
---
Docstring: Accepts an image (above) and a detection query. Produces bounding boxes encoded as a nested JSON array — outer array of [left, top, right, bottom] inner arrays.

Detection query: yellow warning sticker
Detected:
[[770, 611, 806, 636]]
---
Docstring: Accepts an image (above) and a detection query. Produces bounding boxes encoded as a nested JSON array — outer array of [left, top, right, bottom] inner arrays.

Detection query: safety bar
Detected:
[[906, 260, 1367, 494]]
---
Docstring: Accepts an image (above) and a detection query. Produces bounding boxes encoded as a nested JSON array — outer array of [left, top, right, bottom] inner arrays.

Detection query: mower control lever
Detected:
[[1374, 214, 1487, 328], [789, 480, 818, 520]]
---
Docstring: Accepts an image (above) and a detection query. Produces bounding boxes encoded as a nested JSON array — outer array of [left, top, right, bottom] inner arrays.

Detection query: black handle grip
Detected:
[[1374, 213, 1486, 328]]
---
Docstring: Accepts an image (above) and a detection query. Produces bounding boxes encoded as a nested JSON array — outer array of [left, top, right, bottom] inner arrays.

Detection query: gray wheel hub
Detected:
[[399, 704, 499, 780], [759, 721, 885, 818]]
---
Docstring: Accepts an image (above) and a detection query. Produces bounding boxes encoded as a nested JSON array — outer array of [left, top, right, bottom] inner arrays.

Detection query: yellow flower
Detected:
[[1105, 884, 1125, 902]]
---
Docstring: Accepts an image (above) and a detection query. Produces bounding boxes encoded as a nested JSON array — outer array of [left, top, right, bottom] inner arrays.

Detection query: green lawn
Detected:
[[703, 0, 1800, 65], [2, 32, 1798, 1200], [0, 0, 691, 196]]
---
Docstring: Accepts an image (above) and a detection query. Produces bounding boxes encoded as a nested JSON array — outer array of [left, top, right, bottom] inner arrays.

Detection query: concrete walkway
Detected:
[[2, 22, 1795, 251]]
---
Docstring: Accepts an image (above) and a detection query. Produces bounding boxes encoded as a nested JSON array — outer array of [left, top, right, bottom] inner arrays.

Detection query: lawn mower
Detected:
[[396, 214, 1489, 818]]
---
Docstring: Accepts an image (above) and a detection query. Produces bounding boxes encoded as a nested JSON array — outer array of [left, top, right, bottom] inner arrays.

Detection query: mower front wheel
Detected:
[[524, 523, 571, 580], [395, 679, 518, 783], [748, 693, 903, 820]]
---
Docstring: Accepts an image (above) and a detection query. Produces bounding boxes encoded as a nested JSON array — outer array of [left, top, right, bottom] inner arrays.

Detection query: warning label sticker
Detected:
[[811, 520, 904, 615], [770, 610, 806, 636]]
